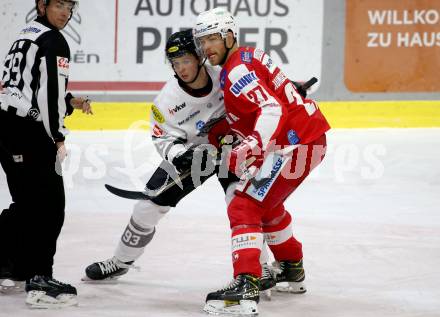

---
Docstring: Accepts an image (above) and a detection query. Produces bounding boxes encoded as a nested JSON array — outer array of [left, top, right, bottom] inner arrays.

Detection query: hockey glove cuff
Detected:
[[227, 132, 264, 177]]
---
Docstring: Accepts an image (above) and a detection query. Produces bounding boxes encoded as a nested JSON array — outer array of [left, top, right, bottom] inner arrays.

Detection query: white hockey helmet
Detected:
[[193, 8, 238, 40]]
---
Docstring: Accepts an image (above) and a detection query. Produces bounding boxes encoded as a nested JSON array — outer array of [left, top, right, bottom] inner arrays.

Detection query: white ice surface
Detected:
[[1, 129, 440, 317]]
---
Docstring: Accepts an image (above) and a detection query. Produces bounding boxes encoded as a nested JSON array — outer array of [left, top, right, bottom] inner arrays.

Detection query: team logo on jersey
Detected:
[[287, 130, 300, 145], [196, 120, 205, 130], [57, 57, 70, 77], [20, 26, 41, 34], [152, 124, 164, 137], [178, 110, 200, 125], [168, 102, 186, 115], [27, 108, 40, 120], [240, 51, 253, 63], [151, 105, 165, 123], [229, 71, 258, 96]]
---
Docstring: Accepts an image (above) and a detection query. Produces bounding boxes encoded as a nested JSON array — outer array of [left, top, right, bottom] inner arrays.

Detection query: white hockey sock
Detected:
[[114, 217, 155, 263]]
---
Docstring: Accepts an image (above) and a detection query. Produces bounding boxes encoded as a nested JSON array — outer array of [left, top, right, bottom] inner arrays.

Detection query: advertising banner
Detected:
[[0, 0, 323, 93], [345, 0, 440, 92]]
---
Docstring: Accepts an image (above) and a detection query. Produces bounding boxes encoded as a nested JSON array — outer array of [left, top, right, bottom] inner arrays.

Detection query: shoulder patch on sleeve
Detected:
[[220, 68, 227, 89], [240, 51, 253, 63], [57, 56, 70, 77], [151, 104, 165, 123], [261, 54, 277, 74], [253, 48, 265, 62], [152, 123, 164, 137]]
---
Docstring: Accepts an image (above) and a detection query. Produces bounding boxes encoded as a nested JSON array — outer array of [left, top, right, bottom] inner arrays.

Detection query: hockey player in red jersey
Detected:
[[194, 7, 331, 315]]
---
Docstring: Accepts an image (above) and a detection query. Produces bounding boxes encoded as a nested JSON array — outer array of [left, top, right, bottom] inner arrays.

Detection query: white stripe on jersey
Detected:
[[56, 56, 69, 138], [38, 56, 52, 139], [22, 43, 39, 116]]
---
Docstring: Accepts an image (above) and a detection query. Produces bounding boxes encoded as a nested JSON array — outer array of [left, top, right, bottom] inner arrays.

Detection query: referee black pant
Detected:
[[0, 109, 65, 280]]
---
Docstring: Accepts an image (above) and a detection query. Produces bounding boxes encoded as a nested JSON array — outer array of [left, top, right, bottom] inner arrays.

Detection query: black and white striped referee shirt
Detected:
[[0, 16, 74, 142]]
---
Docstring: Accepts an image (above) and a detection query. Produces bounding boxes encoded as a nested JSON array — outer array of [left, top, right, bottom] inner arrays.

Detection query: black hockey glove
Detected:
[[291, 81, 308, 99], [172, 150, 195, 173], [172, 147, 219, 174]]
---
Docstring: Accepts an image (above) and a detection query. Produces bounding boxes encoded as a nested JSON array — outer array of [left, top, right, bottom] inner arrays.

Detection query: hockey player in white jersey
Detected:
[[84, 29, 240, 279]]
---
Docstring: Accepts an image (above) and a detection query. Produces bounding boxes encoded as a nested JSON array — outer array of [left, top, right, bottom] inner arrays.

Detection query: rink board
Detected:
[[64, 101, 440, 130]]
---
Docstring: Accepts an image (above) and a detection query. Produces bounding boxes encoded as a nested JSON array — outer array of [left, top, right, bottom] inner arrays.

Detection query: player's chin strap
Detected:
[[185, 58, 207, 84], [219, 36, 237, 66]]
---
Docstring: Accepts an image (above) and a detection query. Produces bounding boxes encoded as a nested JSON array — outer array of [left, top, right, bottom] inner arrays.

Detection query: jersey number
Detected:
[[284, 82, 317, 116], [3, 51, 24, 87]]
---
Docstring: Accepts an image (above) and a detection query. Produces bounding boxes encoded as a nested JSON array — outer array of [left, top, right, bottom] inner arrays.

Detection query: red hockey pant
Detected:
[[227, 134, 327, 277]]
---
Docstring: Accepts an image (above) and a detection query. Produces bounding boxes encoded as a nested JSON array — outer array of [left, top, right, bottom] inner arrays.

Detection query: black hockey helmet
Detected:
[[165, 29, 198, 62]]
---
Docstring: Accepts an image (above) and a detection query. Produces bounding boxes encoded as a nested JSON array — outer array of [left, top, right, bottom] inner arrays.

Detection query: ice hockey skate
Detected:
[[82, 256, 136, 282], [25, 275, 77, 309], [259, 263, 277, 300], [273, 259, 307, 293], [203, 274, 260, 316]]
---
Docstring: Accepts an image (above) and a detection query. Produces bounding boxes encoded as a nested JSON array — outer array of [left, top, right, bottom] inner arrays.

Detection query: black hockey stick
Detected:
[[105, 168, 193, 200], [104, 184, 154, 200], [299, 76, 318, 91]]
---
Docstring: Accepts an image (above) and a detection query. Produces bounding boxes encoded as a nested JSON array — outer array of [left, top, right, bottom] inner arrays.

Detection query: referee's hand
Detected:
[[71, 97, 93, 115], [56, 141, 67, 163]]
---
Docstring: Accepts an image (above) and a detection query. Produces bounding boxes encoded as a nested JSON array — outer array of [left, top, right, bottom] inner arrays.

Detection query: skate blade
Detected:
[[26, 291, 78, 309], [275, 281, 307, 294], [81, 275, 121, 284], [203, 299, 258, 316], [0, 279, 25, 294]]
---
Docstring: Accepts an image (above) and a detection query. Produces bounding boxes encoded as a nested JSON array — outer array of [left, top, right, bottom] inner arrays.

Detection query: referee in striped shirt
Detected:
[[0, 0, 92, 306]]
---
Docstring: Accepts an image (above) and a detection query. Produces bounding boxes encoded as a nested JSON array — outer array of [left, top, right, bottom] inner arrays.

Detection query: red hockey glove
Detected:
[[227, 132, 264, 177], [208, 118, 232, 149]]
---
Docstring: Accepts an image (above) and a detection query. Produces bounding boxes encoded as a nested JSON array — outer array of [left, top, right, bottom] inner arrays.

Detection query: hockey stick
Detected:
[[105, 168, 193, 200], [297, 76, 318, 91]]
